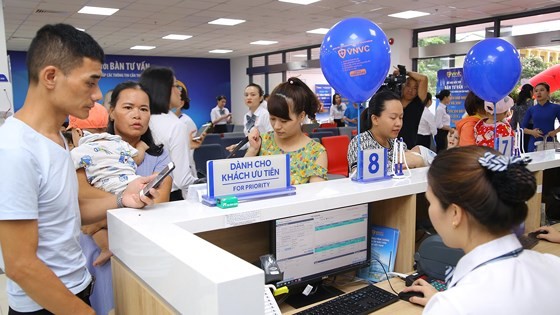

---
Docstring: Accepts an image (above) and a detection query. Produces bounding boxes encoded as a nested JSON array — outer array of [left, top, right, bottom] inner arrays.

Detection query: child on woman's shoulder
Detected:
[[475, 96, 514, 148]]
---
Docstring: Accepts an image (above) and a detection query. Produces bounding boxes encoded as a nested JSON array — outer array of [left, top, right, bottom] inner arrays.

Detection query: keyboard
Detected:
[[294, 284, 399, 315]]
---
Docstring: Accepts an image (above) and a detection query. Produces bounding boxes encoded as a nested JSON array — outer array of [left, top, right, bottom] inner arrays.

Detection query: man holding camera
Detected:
[[397, 69, 428, 149]]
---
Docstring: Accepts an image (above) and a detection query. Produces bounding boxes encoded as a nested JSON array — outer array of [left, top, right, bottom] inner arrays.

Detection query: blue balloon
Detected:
[[463, 38, 521, 103], [320, 17, 390, 103]]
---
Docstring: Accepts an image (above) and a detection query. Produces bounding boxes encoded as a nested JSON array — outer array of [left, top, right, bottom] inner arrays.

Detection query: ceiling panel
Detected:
[[3, 0, 560, 58]]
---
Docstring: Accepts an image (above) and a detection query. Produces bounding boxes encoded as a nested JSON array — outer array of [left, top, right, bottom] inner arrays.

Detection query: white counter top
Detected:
[[107, 149, 560, 314]]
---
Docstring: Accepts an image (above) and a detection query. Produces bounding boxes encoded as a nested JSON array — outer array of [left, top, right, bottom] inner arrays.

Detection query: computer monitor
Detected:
[[272, 204, 370, 308]]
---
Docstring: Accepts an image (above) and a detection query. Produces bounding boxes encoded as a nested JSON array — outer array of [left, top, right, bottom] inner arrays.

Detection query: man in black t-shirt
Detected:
[[397, 70, 428, 148]]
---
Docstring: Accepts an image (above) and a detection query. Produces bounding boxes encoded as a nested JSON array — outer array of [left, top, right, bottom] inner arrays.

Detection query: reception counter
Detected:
[[108, 149, 560, 314]]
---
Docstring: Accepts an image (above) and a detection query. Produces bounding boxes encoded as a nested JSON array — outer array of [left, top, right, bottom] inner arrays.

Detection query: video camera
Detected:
[[381, 65, 407, 95]]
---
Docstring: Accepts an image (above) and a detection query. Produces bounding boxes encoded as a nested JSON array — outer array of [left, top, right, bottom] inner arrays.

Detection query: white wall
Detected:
[[230, 56, 249, 126], [0, 0, 14, 124], [385, 28, 413, 71]]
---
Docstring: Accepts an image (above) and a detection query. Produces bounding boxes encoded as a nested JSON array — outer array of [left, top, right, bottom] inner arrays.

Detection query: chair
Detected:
[[338, 127, 355, 139], [301, 123, 320, 134], [321, 135, 350, 177], [193, 144, 226, 177], [317, 127, 339, 136], [309, 131, 335, 143], [320, 122, 337, 128], [202, 133, 223, 145]]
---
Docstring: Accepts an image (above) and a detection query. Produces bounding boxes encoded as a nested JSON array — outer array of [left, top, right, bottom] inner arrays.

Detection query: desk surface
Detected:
[[281, 224, 560, 314]]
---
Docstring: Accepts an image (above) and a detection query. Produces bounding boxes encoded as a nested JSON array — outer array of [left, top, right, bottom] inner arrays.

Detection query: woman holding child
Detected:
[[76, 81, 172, 315]]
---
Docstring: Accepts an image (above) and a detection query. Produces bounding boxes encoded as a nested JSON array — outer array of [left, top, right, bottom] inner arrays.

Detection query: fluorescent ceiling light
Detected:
[[292, 54, 308, 58], [250, 40, 278, 45], [209, 49, 233, 54], [75, 27, 85, 32], [279, 0, 321, 5], [162, 34, 192, 40], [306, 28, 330, 35], [78, 6, 119, 16], [130, 45, 156, 50], [208, 18, 246, 26], [388, 10, 430, 19]]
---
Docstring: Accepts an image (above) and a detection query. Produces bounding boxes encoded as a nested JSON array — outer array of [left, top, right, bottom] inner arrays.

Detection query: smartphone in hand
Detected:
[[193, 123, 213, 141], [140, 162, 175, 197]]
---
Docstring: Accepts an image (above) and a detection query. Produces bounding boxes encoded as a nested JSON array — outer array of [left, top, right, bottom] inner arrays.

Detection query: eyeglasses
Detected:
[[174, 84, 184, 92]]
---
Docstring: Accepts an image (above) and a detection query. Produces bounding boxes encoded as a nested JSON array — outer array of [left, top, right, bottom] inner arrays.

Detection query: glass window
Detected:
[[418, 57, 452, 96], [456, 22, 494, 43], [268, 72, 283, 92], [251, 56, 265, 67], [418, 29, 450, 47], [503, 12, 560, 36], [251, 74, 265, 91], [311, 47, 320, 60], [286, 50, 308, 62], [268, 53, 283, 65]]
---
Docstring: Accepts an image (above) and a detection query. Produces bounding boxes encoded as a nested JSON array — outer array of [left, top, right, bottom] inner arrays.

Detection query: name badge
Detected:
[[353, 148, 390, 182], [202, 154, 295, 206]]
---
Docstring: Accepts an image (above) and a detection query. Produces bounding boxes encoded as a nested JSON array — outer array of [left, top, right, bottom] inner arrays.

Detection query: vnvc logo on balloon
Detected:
[[320, 17, 390, 103], [337, 44, 371, 59]]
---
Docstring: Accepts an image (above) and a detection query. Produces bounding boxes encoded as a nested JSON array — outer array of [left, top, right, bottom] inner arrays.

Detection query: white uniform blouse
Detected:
[[435, 104, 450, 129], [423, 234, 560, 314]]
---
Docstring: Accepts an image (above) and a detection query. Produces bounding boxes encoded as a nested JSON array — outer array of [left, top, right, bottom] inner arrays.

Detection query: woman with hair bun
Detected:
[[246, 77, 327, 184], [402, 146, 560, 314]]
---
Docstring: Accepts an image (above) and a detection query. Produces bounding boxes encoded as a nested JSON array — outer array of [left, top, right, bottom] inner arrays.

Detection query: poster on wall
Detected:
[[436, 68, 469, 128], [8, 51, 230, 128], [315, 84, 332, 110]]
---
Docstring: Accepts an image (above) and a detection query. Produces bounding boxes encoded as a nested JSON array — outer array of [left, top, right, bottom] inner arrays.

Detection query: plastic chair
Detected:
[[193, 143, 226, 177], [317, 127, 339, 136], [309, 131, 335, 143], [320, 122, 337, 128], [321, 135, 350, 177], [338, 127, 355, 139], [301, 123, 320, 134]]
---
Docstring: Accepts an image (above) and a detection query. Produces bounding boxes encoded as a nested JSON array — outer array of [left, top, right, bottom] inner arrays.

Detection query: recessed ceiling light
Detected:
[[250, 40, 278, 45], [208, 18, 246, 26], [388, 10, 430, 19], [162, 34, 192, 40], [209, 49, 233, 54], [279, 0, 321, 5], [130, 45, 156, 50], [306, 28, 330, 35], [78, 6, 119, 16]]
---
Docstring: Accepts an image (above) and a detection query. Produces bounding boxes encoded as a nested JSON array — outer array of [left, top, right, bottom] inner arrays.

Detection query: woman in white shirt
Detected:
[[140, 66, 201, 200], [416, 92, 437, 149], [434, 89, 452, 152], [210, 95, 231, 133], [329, 93, 346, 127], [403, 146, 560, 314], [226, 83, 273, 154]]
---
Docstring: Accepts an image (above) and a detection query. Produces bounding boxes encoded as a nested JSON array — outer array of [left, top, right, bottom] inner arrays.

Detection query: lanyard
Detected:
[[450, 247, 523, 288]]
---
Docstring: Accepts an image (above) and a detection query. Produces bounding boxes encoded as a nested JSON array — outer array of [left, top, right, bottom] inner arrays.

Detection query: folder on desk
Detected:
[[358, 225, 399, 282]]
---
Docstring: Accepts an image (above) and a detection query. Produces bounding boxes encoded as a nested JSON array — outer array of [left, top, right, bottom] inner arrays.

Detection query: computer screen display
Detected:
[[273, 204, 370, 288]]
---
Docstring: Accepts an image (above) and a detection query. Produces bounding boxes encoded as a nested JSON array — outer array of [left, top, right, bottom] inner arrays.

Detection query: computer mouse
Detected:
[[528, 230, 549, 239], [398, 290, 424, 301]]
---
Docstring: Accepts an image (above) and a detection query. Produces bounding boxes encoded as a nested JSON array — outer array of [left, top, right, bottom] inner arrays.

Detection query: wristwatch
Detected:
[[116, 191, 124, 208]]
